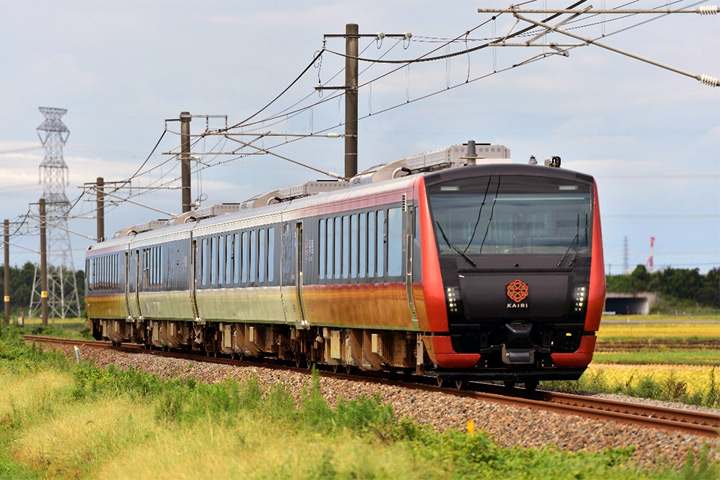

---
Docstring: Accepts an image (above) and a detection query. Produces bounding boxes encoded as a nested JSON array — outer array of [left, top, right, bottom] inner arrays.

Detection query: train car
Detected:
[[86, 146, 605, 389]]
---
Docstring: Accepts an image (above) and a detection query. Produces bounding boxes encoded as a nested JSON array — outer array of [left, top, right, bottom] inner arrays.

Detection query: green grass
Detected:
[[7, 318, 93, 340], [2, 326, 716, 479], [594, 350, 720, 366]]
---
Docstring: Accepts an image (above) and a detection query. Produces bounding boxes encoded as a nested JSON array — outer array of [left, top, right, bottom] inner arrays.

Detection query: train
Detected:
[[85, 143, 605, 390]]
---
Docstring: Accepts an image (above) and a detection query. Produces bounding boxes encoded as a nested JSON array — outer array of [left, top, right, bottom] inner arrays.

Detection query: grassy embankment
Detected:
[[2, 326, 716, 480], [544, 315, 720, 407]]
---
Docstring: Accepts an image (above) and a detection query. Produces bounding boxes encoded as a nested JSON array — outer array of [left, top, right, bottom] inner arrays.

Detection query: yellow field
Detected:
[[597, 315, 720, 340], [586, 363, 717, 397]]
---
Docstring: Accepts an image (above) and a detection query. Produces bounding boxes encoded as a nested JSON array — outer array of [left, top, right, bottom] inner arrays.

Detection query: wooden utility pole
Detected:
[[344, 23, 359, 180], [180, 111, 192, 213], [3, 219, 9, 325], [39, 198, 48, 326], [320, 27, 409, 179], [96, 176, 105, 242]]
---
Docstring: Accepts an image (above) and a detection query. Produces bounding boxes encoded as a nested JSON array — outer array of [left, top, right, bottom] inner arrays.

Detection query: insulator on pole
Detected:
[[699, 74, 720, 87], [697, 5, 719, 15]]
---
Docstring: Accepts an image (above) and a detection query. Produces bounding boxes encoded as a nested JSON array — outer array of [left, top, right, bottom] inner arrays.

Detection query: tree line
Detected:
[[0, 262, 86, 316], [606, 265, 719, 309]]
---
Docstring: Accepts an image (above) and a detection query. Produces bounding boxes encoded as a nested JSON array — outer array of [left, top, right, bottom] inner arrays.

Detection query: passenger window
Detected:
[[359, 213, 366, 278], [377, 210, 385, 276], [218, 236, 225, 286], [319, 219, 326, 279], [350, 215, 358, 278], [387, 208, 402, 277], [250, 230, 257, 283], [268, 227, 275, 282], [242, 232, 249, 283], [368, 211, 376, 277], [233, 233, 240, 284], [342, 215, 349, 279], [226, 235, 233, 285], [259, 229, 266, 283], [327, 218, 334, 280], [334, 217, 342, 279]]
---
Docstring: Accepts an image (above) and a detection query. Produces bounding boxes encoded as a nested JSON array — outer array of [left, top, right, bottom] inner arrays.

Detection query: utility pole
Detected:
[[39, 198, 48, 326], [3, 219, 8, 325], [96, 177, 105, 242], [344, 24, 359, 180], [180, 111, 192, 213], [319, 27, 411, 179]]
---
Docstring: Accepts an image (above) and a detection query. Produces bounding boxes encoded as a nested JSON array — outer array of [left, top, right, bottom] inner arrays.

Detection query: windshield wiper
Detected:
[[557, 214, 580, 267], [462, 176, 493, 254], [436, 221, 476, 267], [568, 213, 589, 267], [477, 177, 501, 254]]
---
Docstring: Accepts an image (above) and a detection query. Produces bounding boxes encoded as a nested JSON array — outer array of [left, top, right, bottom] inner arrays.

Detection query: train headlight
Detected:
[[573, 285, 587, 313], [446, 286, 462, 314]]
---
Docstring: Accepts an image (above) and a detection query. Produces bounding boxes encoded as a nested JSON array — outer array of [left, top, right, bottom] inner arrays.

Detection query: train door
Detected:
[[124, 251, 132, 317], [404, 197, 419, 329], [133, 249, 143, 319], [295, 221, 308, 327], [190, 238, 200, 321]]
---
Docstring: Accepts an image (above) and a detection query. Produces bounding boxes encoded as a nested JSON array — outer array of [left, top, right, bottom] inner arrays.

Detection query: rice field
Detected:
[[597, 315, 720, 341]]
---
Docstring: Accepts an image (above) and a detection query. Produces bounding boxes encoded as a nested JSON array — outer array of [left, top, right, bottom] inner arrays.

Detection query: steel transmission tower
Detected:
[[29, 107, 82, 320]]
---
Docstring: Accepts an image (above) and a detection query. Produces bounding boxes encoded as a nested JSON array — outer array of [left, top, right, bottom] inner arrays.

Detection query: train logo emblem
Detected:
[[506, 279, 529, 309]]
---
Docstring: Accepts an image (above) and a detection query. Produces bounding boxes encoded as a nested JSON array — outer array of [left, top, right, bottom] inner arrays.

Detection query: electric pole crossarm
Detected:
[[513, 12, 720, 87]]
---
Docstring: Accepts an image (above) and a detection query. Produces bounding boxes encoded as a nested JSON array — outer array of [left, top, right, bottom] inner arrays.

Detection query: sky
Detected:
[[0, 0, 718, 274]]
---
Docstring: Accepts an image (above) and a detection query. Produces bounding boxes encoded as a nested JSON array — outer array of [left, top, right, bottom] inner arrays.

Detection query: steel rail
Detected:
[[24, 335, 720, 438]]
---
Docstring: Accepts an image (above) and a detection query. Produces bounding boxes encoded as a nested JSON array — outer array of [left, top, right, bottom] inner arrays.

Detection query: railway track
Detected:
[[24, 335, 720, 438]]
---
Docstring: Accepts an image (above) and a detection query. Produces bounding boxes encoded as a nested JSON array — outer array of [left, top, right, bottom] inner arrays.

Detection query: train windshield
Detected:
[[428, 175, 592, 255]]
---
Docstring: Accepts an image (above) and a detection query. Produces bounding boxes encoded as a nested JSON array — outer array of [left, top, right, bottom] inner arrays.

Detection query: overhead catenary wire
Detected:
[[23, 0, 712, 230]]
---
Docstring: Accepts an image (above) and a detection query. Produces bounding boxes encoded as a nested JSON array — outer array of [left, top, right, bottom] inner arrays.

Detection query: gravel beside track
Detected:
[[39, 342, 719, 469]]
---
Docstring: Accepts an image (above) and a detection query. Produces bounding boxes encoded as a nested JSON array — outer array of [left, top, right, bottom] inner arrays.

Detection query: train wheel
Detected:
[[345, 365, 353, 375], [332, 364, 340, 374], [524, 380, 538, 392], [503, 381, 516, 389], [455, 380, 466, 390], [295, 355, 305, 369], [436, 376, 445, 388]]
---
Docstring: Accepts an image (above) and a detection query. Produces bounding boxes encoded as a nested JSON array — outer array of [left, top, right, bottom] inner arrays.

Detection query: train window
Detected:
[[428, 176, 592, 255], [268, 227, 275, 282], [377, 210, 385, 277], [387, 208, 402, 277], [327, 218, 334, 280], [334, 217, 342, 279], [250, 230, 257, 283], [350, 215, 358, 278], [368, 211, 376, 277], [217, 236, 225, 286], [259, 229, 266, 283], [142, 249, 149, 287], [225, 235, 232, 285], [242, 231, 249, 283], [342, 216, 349, 279], [359, 213, 367, 279], [209, 237, 216, 286], [202, 238, 209, 286], [232, 233, 239, 284], [319, 219, 326, 279]]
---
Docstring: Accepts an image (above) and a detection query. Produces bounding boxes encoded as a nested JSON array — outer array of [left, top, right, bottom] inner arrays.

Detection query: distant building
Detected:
[[604, 292, 658, 315]]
